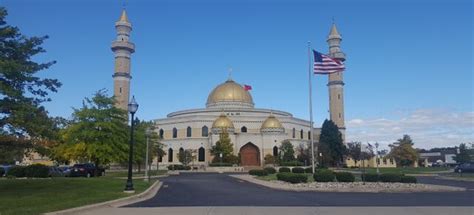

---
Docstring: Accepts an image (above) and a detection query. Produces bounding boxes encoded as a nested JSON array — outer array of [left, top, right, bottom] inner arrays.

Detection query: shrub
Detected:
[[278, 167, 291, 173], [292, 167, 305, 173], [167, 164, 191, 170], [304, 167, 314, 173], [313, 169, 335, 182], [264, 167, 276, 174], [335, 172, 355, 182], [0, 167, 4, 177], [362, 173, 379, 182], [276, 172, 308, 183], [279, 161, 304, 166], [401, 176, 417, 183], [24, 164, 49, 178], [249, 169, 268, 176], [208, 162, 233, 167], [7, 166, 26, 177], [379, 173, 403, 183]]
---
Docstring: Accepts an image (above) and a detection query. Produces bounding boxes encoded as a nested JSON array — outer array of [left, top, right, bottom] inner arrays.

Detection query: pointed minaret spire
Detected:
[[118, 9, 129, 23], [328, 23, 342, 40]]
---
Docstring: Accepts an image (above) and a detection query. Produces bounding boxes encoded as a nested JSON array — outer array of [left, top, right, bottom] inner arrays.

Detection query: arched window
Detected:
[[241, 126, 247, 133], [172, 128, 177, 138], [158, 155, 163, 162], [202, 126, 208, 137], [198, 147, 205, 162], [168, 148, 173, 162], [159, 129, 164, 139], [186, 126, 192, 137], [292, 128, 296, 138], [308, 131, 311, 140], [273, 146, 278, 157], [179, 147, 184, 155], [300, 129, 304, 139]]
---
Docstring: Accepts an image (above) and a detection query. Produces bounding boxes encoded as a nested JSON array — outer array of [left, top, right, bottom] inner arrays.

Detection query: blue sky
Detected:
[[3, 0, 473, 149]]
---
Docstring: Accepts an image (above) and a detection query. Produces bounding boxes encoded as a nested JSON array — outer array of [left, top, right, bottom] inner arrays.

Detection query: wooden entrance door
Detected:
[[240, 143, 260, 166]]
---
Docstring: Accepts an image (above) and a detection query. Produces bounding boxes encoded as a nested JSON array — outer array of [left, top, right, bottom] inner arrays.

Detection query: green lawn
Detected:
[[0, 176, 156, 215], [339, 167, 451, 174]]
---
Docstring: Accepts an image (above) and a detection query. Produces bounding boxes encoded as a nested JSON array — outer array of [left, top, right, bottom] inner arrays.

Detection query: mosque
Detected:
[[111, 10, 346, 167]]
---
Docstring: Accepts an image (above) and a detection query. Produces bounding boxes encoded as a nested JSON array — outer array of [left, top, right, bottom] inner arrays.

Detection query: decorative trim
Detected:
[[112, 72, 131, 79], [327, 80, 344, 86]]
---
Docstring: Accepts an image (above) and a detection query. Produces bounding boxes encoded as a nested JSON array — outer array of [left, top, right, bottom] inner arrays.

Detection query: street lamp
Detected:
[[144, 127, 152, 182], [124, 96, 138, 193], [375, 142, 380, 175]]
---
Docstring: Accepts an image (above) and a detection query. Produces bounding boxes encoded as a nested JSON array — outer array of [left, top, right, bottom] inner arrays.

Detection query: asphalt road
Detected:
[[126, 173, 474, 207]]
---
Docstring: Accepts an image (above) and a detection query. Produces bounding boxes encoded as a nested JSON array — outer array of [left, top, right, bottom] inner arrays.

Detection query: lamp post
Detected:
[[375, 142, 380, 175], [144, 127, 152, 182], [319, 152, 323, 168], [124, 96, 138, 193], [219, 153, 223, 164]]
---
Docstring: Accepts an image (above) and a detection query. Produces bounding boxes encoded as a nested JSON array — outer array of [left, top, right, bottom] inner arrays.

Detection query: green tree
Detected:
[[279, 140, 295, 162], [0, 7, 61, 163], [319, 119, 345, 167], [55, 90, 128, 171], [388, 135, 419, 167], [210, 131, 234, 163], [346, 141, 374, 166], [178, 149, 196, 166], [453, 143, 473, 164]]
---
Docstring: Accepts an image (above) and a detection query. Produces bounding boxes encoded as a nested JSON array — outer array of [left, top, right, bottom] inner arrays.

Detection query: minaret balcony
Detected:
[[111, 41, 135, 53]]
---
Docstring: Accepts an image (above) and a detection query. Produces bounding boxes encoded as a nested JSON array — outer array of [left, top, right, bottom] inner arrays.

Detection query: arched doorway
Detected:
[[240, 142, 260, 166]]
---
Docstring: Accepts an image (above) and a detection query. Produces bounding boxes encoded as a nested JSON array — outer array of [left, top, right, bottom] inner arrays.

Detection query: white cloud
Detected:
[[346, 109, 474, 150]]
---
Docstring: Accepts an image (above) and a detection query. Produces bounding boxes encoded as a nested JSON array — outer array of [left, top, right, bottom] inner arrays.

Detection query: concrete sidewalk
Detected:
[[79, 206, 473, 215]]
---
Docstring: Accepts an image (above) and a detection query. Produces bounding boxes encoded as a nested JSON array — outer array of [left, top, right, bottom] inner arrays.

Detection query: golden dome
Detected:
[[206, 79, 254, 108], [261, 115, 283, 129], [212, 114, 234, 128]]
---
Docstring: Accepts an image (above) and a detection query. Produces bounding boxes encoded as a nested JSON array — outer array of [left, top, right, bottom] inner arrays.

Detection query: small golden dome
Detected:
[[212, 114, 234, 128], [206, 79, 254, 108], [261, 115, 283, 129]]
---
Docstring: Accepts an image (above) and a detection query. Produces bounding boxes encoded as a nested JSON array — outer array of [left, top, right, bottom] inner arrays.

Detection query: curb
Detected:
[[44, 180, 162, 215]]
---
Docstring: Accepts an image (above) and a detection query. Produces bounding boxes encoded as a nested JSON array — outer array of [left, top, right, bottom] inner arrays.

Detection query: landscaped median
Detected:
[[234, 168, 465, 193], [0, 172, 165, 215]]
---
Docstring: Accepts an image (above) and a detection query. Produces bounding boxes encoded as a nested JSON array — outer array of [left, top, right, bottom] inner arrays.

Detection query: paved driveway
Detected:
[[126, 173, 474, 207]]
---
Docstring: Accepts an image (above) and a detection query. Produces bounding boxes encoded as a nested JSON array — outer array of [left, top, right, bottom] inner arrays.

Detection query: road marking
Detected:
[[163, 184, 169, 188], [238, 180, 244, 183]]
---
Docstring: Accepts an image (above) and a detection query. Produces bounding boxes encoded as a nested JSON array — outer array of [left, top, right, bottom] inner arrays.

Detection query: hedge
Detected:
[[264, 167, 276, 174], [401, 176, 417, 183], [291, 167, 305, 173], [167, 164, 191, 170], [24, 164, 49, 178], [335, 172, 355, 182], [276, 172, 308, 183], [0, 167, 4, 177], [313, 169, 335, 182], [249, 169, 268, 176], [379, 173, 403, 183], [7, 166, 26, 177], [279, 161, 304, 166], [362, 173, 379, 182], [209, 162, 233, 167], [278, 167, 291, 173], [304, 167, 313, 173]]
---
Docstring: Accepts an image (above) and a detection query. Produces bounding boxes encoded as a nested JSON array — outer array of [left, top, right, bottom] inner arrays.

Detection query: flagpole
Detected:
[[308, 41, 316, 174]]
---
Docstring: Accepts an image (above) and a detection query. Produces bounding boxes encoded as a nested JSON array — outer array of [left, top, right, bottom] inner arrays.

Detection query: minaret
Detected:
[[111, 10, 135, 111], [327, 23, 346, 131]]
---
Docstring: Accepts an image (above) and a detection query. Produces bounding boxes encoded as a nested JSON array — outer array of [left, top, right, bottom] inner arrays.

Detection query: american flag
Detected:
[[313, 50, 345, 74]]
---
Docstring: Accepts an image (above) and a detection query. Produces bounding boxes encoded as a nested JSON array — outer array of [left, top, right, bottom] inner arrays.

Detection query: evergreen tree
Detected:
[[0, 7, 61, 163], [210, 131, 234, 163], [318, 119, 345, 167], [279, 140, 295, 162], [454, 143, 473, 164], [54, 90, 128, 170], [388, 135, 419, 167]]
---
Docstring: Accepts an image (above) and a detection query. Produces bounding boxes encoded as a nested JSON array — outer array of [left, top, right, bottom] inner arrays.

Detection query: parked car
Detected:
[[49, 166, 65, 177], [454, 162, 474, 173], [58, 166, 72, 177], [70, 163, 105, 177], [0, 165, 13, 177]]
